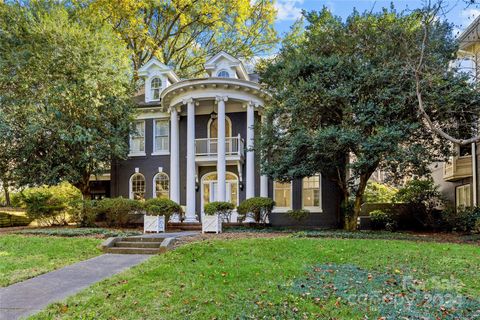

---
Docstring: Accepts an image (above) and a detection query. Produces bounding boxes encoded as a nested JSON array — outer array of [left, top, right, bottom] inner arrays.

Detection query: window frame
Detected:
[[129, 120, 146, 156], [150, 77, 162, 101], [273, 180, 293, 212], [129, 173, 146, 200], [217, 70, 230, 78], [152, 118, 170, 155], [153, 172, 170, 199], [456, 184, 472, 209], [302, 174, 323, 212]]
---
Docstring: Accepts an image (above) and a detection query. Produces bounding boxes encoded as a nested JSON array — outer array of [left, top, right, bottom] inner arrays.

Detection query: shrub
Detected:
[[144, 198, 182, 221], [0, 212, 32, 227], [237, 197, 275, 224], [285, 209, 310, 222], [364, 181, 398, 203], [370, 209, 396, 231], [442, 206, 480, 233], [95, 197, 144, 227], [204, 201, 235, 222], [393, 178, 444, 229], [69, 200, 99, 227], [20, 182, 82, 226]]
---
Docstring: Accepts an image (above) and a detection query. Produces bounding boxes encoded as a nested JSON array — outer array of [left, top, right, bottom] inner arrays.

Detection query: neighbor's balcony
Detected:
[[195, 135, 244, 163], [444, 155, 473, 181]]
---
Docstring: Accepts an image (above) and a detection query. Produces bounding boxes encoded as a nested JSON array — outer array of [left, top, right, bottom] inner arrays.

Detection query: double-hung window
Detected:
[[129, 121, 145, 155], [273, 181, 292, 210], [153, 119, 169, 154], [302, 175, 322, 211]]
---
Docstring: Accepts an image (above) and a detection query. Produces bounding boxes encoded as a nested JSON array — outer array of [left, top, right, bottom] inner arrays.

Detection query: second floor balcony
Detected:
[[444, 155, 473, 181], [195, 135, 244, 164]]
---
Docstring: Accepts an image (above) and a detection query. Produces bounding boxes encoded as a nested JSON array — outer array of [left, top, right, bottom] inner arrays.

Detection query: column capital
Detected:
[[168, 105, 181, 113], [215, 96, 228, 103], [182, 97, 194, 105]]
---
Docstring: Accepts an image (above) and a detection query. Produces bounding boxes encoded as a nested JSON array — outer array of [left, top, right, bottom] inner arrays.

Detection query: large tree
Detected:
[[76, 0, 277, 78], [258, 7, 480, 230], [0, 1, 134, 198]]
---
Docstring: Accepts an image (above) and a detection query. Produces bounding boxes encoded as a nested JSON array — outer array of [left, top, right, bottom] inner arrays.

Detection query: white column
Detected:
[[216, 96, 227, 202], [246, 102, 255, 199], [260, 114, 268, 197], [185, 98, 198, 222], [170, 106, 180, 204]]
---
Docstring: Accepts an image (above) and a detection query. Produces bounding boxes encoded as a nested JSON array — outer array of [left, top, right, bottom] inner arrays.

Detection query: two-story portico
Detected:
[[109, 51, 340, 227]]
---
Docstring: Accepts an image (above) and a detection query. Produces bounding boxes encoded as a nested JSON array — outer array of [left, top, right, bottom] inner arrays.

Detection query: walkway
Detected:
[[0, 254, 151, 320]]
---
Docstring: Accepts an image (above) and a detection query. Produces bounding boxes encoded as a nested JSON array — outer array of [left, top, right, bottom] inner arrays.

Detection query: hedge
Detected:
[[0, 212, 32, 227]]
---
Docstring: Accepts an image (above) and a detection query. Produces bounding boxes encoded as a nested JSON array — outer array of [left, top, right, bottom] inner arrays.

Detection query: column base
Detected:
[[183, 217, 199, 223]]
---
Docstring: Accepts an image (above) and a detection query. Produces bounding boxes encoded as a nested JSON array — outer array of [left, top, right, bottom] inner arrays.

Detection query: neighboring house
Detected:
[[431, 17, 480, 209], [94, 52, 340, 226]]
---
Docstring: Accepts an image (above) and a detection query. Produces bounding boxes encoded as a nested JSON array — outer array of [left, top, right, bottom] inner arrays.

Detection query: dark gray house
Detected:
[[102, 52, 340, 226]]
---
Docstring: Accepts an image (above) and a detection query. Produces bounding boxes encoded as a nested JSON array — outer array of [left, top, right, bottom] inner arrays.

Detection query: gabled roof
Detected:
[[458, 15, 480, 53], [204, 51, 249, 80], [138, 57, 180, 83]]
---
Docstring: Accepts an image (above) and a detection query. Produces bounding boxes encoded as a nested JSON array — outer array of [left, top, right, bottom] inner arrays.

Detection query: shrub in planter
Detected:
[[237, 197, 275, 224], [144, 198, 182, 221], [370, 209, 396, 231], [204, 201, 235, 222], [286, 209, 310, 222], [96, 197, 144, 227], [442, 206, 480, 233]]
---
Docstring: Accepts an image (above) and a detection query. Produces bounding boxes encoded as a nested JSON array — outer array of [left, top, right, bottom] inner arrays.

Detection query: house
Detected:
[[101, 52, 341, 226], [431, 17, 480, 209]]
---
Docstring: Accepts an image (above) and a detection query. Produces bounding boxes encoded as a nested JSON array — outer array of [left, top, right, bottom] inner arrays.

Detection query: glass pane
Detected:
[[156, 120, 169, 136]]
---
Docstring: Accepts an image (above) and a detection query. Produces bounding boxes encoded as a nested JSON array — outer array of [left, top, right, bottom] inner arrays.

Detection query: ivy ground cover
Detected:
[[31, 237, 479, 319]]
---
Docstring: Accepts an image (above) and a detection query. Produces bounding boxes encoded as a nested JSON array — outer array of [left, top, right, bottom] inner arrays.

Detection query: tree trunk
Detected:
[[3, 184, 10, 207], [344, 174, 369, 231]]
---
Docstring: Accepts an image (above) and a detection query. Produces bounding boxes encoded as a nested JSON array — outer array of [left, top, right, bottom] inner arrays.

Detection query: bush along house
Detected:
[[104, 52, 341, 227]]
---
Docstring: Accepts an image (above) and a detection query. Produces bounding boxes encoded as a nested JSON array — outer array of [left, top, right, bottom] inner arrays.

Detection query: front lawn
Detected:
[[0, 235, 102, 286], [31, 237, 480, 319]]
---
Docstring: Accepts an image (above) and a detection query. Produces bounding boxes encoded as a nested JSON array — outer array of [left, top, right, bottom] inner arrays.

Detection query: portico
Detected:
[[162, 77, 268, 222]]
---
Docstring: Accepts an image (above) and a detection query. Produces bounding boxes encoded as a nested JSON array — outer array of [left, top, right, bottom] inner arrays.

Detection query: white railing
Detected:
[[195, 135, 244, 157]]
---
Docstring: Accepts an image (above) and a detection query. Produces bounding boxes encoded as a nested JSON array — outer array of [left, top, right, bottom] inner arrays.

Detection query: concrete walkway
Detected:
[[0, 254, 151, 320]]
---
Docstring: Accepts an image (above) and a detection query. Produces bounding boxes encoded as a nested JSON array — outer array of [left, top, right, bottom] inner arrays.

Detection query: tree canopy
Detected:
[[76, 0, 278, 78], [0, 1, 134, 196], [258, 7, 480, 229]]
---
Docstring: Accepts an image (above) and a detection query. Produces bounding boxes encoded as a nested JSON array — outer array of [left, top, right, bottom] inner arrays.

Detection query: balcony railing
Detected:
[[195, 135, 244, 158], [444, 155, 473, 181]]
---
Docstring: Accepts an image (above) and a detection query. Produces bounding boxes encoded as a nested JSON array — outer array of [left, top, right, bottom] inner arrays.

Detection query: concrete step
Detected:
[[115, 241, 161, 249], [103, 247, 161, 254], [122, 237, 164, 242]]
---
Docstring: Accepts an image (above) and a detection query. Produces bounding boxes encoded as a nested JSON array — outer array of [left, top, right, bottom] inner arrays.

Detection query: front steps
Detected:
[[101, 236, 175, 254]]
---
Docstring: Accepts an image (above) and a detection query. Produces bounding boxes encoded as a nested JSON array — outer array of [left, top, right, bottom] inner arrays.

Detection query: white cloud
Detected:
[[274, 0, 304, 21]]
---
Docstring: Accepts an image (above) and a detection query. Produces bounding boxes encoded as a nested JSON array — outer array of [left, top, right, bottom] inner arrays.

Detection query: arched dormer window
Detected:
[[153, 172, 169, 199], [151, 77, 162, 100], [130, 173, 146, 200], [217, 70, 230, 78]]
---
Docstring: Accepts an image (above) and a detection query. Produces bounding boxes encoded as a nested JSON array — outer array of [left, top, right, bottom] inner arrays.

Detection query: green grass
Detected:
[[0, 235, 101, 286], [16, 227, 142, 238], [30, 237, 480, 319]]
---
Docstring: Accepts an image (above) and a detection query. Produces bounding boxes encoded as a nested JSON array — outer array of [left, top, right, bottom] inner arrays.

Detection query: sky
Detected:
[[273, 0, 480, 37]]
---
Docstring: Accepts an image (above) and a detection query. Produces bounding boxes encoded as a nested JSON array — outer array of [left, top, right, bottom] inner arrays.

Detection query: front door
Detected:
[[201, 172, 239, 220]]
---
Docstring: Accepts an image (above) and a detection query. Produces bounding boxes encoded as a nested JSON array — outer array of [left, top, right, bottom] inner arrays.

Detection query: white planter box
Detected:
[[202, 214, 222, 234], [144, 215, 165, 233]]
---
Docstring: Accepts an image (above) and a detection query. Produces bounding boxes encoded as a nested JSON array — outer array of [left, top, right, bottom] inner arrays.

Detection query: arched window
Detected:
[[217, 70, 230, 78], [153, 172, 169, 199], [208, 116, 232, 138], [151, 77, 161, 100], [130, 173, 146, 200]]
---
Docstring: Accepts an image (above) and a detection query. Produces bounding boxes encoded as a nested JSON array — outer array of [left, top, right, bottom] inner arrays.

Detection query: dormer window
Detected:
[[151, 77, 161, 100], [217, 70, 230, 78]]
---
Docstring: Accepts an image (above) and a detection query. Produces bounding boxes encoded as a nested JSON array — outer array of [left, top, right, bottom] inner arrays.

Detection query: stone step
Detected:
[[122, 237, 164, 242], [103, 247, 161, 254], [115, 241, 161, 249]]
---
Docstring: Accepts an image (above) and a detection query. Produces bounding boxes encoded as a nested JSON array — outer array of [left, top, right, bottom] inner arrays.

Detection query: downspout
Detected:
[[472, 142, 477, 206]]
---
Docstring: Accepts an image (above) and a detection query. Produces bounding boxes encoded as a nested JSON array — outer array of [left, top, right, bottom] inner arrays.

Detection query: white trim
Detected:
[[207, 116, 232, 138], [200, 171, 239, 215], [129, 172, 146, 200], [302, 174, 323, 213], [129, 120, 146, 155], [152, 118, 170, 154], [273, 180, 293, 211], [152, 172, 170, 199]]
